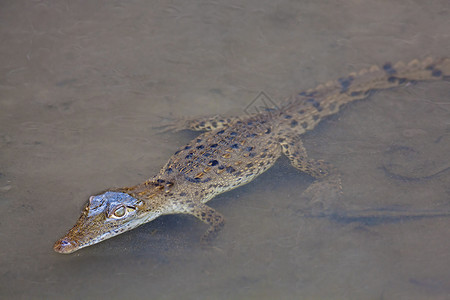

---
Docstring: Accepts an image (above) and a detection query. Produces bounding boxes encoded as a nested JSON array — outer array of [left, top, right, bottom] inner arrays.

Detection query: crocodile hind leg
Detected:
[[278, 132, 342, 214]]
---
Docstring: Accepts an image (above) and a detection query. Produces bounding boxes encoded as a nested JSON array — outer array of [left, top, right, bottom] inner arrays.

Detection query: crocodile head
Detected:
[[53, 191, 160, 254]]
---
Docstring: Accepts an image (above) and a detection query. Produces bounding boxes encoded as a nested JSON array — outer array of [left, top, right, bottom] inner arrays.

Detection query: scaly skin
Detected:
[[54, 57, 450, 254]]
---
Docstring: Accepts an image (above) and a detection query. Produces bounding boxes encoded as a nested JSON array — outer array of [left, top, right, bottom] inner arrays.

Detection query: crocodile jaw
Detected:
[[53, 217, 148, 254]]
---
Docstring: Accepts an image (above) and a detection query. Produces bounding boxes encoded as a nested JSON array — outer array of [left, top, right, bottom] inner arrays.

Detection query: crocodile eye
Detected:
[[113, 206, 126, 218]]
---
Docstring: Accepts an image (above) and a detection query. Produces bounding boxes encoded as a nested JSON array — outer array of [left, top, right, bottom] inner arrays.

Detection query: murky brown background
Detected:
[[1, 1, 449, 299]]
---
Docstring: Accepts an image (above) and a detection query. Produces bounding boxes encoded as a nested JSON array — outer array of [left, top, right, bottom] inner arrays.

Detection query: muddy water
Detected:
[[1, 1, 449, 299]]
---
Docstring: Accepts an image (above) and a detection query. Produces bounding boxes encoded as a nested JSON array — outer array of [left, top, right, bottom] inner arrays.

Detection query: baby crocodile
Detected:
[[54, 57, 450, 254]]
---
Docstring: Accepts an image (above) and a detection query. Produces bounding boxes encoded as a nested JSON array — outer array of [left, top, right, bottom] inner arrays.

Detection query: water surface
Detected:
[[1, 1, 449, 299]]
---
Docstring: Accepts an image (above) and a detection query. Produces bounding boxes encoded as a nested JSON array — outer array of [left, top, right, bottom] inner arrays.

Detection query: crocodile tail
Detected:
[[322, 57, 449, 107], [308, 57, 448, 112], [276, 57, 449, 133]]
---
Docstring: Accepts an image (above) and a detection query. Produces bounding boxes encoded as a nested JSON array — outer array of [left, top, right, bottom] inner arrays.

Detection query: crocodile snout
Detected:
[[53, 237, 79, 254]]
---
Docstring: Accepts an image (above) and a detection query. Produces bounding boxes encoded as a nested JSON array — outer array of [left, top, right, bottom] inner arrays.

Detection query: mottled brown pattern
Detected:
[[54, 57, 450, 253]]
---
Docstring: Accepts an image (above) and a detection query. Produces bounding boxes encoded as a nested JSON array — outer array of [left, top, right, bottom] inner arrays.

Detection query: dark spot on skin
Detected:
[[179, 192, 187, 196], [398, 78, 407, 84], [217, 130, 225, 134], [306, 91, 317, 97], [426, 65, 434, 70], [329, 103, 336, 111], [203, 152, 211, 157], [230, 132, 237, 136], [174, 150, 181, 155], [306, 98, 321, 110], [184, 176, 211, 183], [248, 152, 256, 157], [260, 153, 267, 158], [156, 179, 165, 184], [264, 107, 277, 112], [301, 122, 308, 129], [432, 69, 442, 77], [290, 120, 298, 127], [313, 115, 319, 121], [186, 177, 200, 183], [247, 121, 253, 126], [383, 63, 396, 75], [208, 160, 219, 166], [196, 145, 204, 149], [265, 128, 271, 134], [210, 143, 218, 148], [201, 212, 206, 217], [184, 145, 191, 150], [196, 138, 202, 143], [244, 146, 254, 151], [218, 165, 225, 170], [364, 89, 375, 96], [226, 166, 236, 173], [284, 114, 292, 119], [199, 121, 205, 126], [298, 110, 305, 114], [247, 133, 257, 138], [246, 163, 253, 168], [338, 76, 354, 93], [388, 76, 397, 83], [185, 153, 193, 159], [211, 121, 217, 127], [166, 167, 173, 174], [350, 91, 362, 97], [231, 143, 239, 149]]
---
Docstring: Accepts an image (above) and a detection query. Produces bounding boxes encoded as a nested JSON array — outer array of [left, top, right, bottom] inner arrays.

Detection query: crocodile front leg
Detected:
[[185, 202, 225, 241]]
